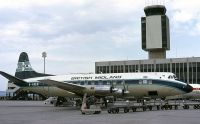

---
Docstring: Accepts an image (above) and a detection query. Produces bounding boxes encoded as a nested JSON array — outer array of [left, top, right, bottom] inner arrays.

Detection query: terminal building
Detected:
[[95, 57, 200, 84], [95, 5, 200, 84]]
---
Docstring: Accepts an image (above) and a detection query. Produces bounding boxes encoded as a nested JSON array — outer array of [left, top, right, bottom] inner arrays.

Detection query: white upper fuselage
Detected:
[[25, 72, 178, 82]]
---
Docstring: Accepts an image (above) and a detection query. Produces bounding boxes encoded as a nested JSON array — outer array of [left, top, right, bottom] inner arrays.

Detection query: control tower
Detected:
[[141, 5, 170, 59]]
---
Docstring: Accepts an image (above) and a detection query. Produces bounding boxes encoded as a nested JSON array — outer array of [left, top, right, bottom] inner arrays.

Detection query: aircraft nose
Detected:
[[185, 84, 193, 93]]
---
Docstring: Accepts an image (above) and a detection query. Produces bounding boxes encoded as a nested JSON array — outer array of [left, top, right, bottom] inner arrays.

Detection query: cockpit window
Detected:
[[168, 75, 173, 79], [168, 75, 178, 80], [173, 75, 178, 80]]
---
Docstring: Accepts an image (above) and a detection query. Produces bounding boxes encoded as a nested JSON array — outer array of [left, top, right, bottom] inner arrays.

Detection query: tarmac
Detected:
[[0, 100, 199, 124]]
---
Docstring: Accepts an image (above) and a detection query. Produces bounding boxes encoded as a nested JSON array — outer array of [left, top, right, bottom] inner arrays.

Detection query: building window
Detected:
[[144, 64, 147, 72], [160, 64, 164, 72], [125, 65, 129, 73], [111, 66, 114, 73], [164, 64, 168, 72], [156, 64, 159, 72], [172, 63, 176, 73], [197, 62, 200, 83], [105, 66, 109, 73], [114, 66, 117, 73], [147, 64, 152, 72], [129, 65, 133, 72], [140, 64, 143, 72]]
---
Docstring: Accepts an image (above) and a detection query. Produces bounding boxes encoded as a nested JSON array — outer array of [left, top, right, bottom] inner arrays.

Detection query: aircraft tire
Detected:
[[116, 108, 119, 113], [143, 107, 146, 111], [175, 105, 178, 110], [132, 108, 136, 112], [149, 106, 152, 111], [157, 105, 160, 110], [124, 108, 129, 113]]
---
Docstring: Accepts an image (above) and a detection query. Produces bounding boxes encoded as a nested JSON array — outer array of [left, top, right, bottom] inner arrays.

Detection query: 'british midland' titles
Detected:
[[71, 75, 122, 80]]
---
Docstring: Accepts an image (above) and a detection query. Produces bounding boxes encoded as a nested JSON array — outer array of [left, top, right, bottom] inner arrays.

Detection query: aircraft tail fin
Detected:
[[15, 52, 53, 79]]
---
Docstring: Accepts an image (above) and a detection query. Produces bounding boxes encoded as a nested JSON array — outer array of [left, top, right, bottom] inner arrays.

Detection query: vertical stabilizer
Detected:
[[15, 52, 53, 79]]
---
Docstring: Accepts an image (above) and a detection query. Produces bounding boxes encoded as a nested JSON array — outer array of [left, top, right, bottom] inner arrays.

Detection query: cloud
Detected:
[[0, 1, 147, 91], [168, 0, 200, 36]]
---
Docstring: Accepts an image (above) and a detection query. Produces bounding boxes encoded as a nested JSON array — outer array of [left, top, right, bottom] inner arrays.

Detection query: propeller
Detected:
[[110, 81, 117, 93], [122, 81, 129, 96]]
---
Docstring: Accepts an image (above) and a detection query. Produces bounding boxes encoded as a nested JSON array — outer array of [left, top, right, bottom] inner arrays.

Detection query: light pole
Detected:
[[42, 52, 49, 97], [42, 52, 47, 74]]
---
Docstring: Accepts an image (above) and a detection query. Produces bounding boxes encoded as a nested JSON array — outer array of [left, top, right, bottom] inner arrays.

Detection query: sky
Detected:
[[1, 0, 200, 91]]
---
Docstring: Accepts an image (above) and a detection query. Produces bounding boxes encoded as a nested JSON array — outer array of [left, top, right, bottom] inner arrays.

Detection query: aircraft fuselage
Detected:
[[24, 72, 193, 98]]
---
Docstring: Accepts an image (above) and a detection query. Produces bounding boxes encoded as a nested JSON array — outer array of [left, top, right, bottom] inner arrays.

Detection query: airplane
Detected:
[[0, 53, 193, 102]]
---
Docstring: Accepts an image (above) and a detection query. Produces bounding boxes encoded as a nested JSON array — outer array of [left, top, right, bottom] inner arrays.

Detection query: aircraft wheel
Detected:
[[149, 106, 152, 111], [116, 108, 119, 113], [132, 108, 136, 112], [113, 109, 117, 114], [157, 106, 160, 110], [111, 109, 115, 114], [183, 105, 189, 109], [94, 111, 101, 114], [124, 108, 129, 113], [143, 107, 146, 111]]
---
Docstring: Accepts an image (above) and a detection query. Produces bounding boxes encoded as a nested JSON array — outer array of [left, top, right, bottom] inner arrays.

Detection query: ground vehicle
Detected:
[[107, 99, 200, 114], [81, 93, 101, 114], [44, 97, 57, 105]]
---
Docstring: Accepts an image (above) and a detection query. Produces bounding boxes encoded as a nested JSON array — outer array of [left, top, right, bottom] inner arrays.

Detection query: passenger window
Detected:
[[139, 80, 142, 84], [148, 80, 152, 84], [173, 75, 177, 79], [99, 81, 103, 85], [168, 75, 173, 79], [143, 80, 147, 84]]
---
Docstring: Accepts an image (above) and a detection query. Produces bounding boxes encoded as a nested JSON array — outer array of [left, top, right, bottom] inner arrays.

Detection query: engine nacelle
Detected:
[[113, 88, 130, 96], [87, 86, 129, 96]]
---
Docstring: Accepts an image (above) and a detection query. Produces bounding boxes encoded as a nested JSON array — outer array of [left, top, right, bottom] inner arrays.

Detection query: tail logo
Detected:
[[16, 62, 34, 72]]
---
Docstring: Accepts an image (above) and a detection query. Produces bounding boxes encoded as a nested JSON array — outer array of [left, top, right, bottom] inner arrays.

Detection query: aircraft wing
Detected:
[[0, 71, 28, 86], [38, 79, 87, 95]]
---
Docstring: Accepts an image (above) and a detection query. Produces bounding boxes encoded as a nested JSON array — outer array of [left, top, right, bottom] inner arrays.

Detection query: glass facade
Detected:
[[95, 57, 200, 84]]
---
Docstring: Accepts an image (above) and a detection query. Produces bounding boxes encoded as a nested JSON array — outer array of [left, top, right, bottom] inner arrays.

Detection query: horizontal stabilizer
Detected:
[[0, 71, 28, 87]]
